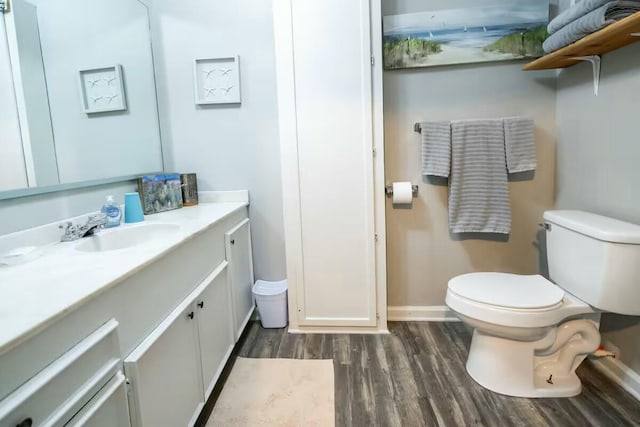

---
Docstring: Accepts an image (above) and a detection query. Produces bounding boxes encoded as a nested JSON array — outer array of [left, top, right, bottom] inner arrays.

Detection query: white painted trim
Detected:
[[591, 356, 640, 401], [288, 326, 389, 335], [387, 306, 460, 322], [272, 0, 305, 331], [370, 0, 388, 333], [358, 0, 378, 329], [198, 190, 249, 204]]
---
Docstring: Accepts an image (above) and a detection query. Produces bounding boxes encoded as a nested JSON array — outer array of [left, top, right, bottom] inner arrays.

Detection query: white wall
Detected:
[[0, 14, 28, 192], [556, 43, 640, 375], [35, 0, 163, 184], [383, 0, 557, 308], [149, 0, 286, 281]]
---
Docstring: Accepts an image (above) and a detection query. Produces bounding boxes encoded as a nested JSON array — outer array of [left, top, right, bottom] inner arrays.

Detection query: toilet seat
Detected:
[[446, 273, 592, 328], [449, 273, 564, 309]]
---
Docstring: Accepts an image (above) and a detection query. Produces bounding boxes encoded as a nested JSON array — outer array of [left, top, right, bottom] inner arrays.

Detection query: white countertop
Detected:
[[0, 193, 248, 355]]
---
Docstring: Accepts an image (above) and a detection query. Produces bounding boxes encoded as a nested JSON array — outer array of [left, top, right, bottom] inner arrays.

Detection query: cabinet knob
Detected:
[[187, 311, 194, 320], [16, 419, 33, 427], [230, 239, 235, 245], [197, 301, 204, 309]]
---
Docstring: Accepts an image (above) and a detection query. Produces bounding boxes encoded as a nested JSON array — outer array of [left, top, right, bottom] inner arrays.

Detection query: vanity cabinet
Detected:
[[225, 218, 255, 340], [124, 263, 233, 427], [0, 201, 254, 427], [0, 320, 124, 427]]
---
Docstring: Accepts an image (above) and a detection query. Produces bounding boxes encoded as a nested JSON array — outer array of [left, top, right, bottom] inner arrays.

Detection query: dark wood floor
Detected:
[[236, 321, 640, 427]]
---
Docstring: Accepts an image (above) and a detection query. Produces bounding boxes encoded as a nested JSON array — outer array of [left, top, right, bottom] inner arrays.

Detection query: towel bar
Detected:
[[385, 184, 419, 197]]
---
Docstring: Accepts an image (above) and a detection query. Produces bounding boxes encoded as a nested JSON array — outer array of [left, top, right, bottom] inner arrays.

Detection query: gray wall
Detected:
[[556, 43, 640, 374], [383, 0, 557, 307], [149, 0, 286, 281]]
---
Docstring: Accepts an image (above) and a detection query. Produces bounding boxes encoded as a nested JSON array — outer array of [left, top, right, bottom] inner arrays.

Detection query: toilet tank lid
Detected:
[[544, 210, 640, 244]]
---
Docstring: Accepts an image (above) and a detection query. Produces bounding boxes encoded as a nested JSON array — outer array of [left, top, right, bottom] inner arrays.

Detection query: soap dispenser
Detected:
[[101, 195, 122, 228]]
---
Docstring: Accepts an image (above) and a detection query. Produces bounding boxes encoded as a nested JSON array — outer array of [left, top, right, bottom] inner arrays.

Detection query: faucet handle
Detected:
[[59, 221, 73, 231]]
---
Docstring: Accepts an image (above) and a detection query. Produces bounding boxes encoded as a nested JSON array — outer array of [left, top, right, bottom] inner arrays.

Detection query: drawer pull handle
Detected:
[[187, 311, 194, 320], [197, 301, 204, 309], [16, 418, 33, 427], [230, 239, 235, 245]]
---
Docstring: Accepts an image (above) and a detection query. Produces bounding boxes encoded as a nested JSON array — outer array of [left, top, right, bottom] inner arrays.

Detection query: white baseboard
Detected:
[[387, 306, 460, 322], [591, 355, 640, 401], [287, 326, 389, 334]]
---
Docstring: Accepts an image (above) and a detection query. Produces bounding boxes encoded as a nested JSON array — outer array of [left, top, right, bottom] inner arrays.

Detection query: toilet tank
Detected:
[[544, 210, 640, 315]]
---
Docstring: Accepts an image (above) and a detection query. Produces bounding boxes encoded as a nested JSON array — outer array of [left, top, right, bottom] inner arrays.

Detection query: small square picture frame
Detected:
[[193, 55, 241, 105], [79, 64, 127, 114]]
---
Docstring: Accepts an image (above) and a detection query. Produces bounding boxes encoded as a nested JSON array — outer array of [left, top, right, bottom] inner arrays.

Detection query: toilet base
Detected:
[[466, 329, 583, 398]]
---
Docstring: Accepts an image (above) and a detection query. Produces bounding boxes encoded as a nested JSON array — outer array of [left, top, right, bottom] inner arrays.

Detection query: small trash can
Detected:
[[252, 279, 288, 328]]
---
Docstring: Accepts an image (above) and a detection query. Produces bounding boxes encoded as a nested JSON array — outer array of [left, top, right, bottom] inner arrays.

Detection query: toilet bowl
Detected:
[[446, 210, 640, 398], [446, 272, 599, 397]]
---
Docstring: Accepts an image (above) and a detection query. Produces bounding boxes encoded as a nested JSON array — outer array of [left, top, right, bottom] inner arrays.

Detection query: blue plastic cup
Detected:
[[124, 192, 145, 223]]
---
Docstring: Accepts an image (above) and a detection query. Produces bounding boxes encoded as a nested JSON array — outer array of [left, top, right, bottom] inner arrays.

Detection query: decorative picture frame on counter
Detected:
[[193, 55, 241, 105], [137, 173, 184, 215], [79, 64, 127, 114]]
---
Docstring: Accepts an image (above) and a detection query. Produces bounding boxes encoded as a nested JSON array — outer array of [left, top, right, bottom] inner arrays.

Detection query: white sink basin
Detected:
[[75, 224, 182, 252]]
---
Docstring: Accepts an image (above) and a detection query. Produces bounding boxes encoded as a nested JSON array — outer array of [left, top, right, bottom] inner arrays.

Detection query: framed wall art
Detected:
[[383, 2, 549, 69], [193, 55, 241, 105], [79, 64, 127, 113]]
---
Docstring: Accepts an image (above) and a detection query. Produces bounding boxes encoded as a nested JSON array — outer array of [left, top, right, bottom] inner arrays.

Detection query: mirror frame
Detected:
[[0, 172, 162, 200]]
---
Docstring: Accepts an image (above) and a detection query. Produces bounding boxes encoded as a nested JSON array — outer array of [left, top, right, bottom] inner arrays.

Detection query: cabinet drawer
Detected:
[[65, 371, 130, 427], [0, 320, 121, 427]]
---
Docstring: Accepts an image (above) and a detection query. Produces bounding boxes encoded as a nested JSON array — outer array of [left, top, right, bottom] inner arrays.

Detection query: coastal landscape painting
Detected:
[[383, 2, 549, 69]]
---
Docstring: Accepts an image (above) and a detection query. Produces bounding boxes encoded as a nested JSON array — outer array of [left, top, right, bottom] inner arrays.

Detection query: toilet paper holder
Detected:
[[385, 184, 419, 197]]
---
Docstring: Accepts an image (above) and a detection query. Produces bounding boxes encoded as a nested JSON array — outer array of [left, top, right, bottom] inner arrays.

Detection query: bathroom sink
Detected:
[[75, 224, 182, 252]]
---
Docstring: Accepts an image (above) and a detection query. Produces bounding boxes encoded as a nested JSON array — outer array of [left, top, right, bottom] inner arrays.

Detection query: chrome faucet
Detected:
[[59, 214, 108, 242]]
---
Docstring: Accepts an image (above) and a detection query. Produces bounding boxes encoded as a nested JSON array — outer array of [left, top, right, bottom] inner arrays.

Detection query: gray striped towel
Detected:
[[548, 0, 613, 34], [543, 1, 640, 53], [504, 117, 536, 173], [449, 119, 511, 234], [421, 121, 451, 177]]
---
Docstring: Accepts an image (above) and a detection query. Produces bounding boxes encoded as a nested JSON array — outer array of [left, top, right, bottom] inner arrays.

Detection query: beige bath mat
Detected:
[[207, 358, 335, 427]]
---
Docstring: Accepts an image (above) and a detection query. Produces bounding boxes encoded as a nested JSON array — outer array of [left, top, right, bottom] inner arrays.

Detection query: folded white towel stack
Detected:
[[504, 117, 536, 173], [449, 119, 511, 234], [420, 121, 451, 178]]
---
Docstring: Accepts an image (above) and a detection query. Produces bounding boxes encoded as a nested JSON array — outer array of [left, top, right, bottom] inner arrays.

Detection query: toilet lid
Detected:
[[448, 273, 564, 309]]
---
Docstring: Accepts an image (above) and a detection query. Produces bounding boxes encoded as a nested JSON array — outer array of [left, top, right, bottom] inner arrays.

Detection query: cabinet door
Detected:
[[273, 0, 377, 327], [65, 371, 130, 427], [124, 300, 203, 427], [194, 264, 234, 401], [225, 219, 255, 340]]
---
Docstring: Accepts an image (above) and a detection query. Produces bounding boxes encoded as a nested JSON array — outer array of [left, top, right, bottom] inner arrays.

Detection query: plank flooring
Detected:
[[234, 321, 640, 427]]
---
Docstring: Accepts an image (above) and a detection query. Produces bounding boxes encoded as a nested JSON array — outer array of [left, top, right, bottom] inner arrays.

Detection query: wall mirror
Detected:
[[0, 0, 163, 197]]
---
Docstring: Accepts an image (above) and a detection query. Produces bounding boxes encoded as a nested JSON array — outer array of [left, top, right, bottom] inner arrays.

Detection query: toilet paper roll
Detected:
[[392, 182, 413, 205]]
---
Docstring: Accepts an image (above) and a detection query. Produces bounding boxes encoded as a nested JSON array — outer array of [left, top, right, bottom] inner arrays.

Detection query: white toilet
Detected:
[[446, 210, 640, 398]]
